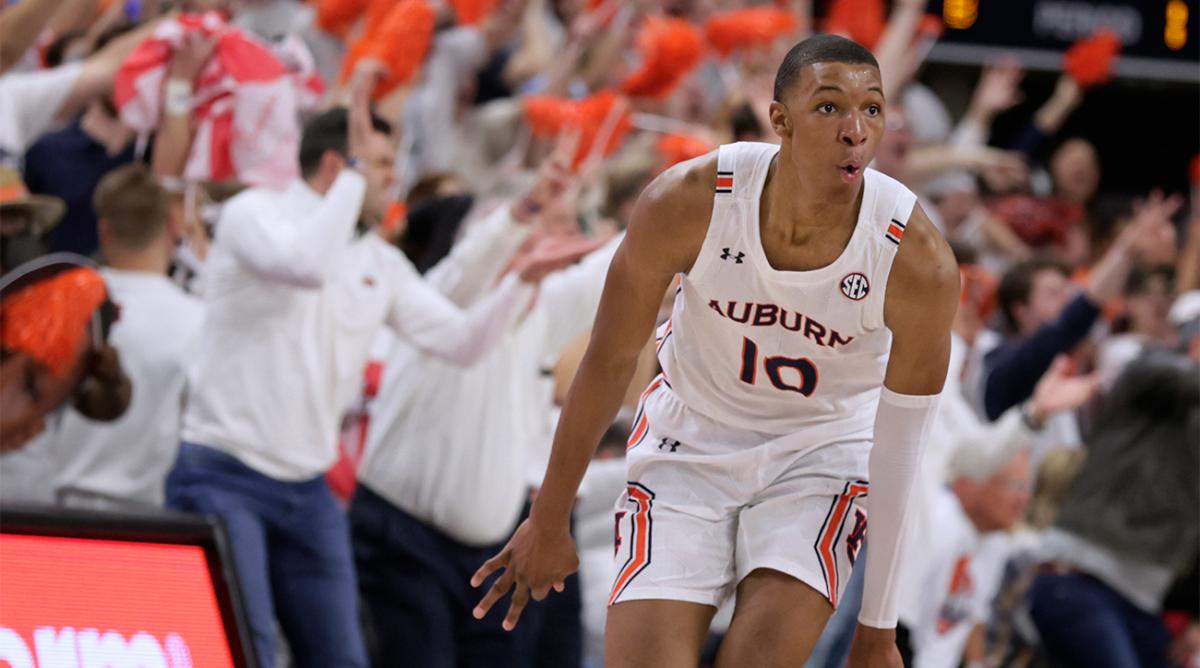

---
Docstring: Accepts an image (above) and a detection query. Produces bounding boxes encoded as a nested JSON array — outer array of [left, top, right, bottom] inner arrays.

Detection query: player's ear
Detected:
[[768, 100, 791, 139]]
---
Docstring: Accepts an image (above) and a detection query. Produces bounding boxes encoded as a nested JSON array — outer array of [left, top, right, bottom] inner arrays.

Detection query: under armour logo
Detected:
[[658, 438, 681, 452], [720, 248, 745, 263]]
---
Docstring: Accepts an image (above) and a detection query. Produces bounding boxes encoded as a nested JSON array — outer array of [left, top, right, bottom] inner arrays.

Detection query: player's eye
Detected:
[[866, 105, 881, 117], [818, 103, 836, 114]]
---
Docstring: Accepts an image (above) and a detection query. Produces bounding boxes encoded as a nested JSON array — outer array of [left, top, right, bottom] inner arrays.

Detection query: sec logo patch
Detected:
[[840, 272, 870, 301]]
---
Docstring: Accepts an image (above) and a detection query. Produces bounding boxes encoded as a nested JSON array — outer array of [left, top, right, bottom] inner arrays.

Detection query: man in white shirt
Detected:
[[49, 164, 203, 510], [896, 450, 1033, 668], [165, 85, 569, 668]]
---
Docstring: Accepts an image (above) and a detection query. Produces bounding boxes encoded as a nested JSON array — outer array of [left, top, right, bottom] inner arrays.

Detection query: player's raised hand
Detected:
[[470, 516, 579, 631], [847, 626, 905, 668]]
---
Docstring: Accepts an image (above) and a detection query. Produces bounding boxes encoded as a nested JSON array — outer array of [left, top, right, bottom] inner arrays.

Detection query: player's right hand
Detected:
[[470, 517, 579, 631]]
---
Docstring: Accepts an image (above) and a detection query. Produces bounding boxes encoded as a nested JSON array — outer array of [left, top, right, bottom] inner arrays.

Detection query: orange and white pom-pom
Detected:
[[1064, 29, 1121, 89], [822, 0, 885, 50], [523, 90, 633, 167], [704, 8, 797, 58], [339, 0, 436, 99], [657, 133, 713, 168], [1, 268, 107, 378], [620, 17, 706, 100], [115, 12, 301, 187]]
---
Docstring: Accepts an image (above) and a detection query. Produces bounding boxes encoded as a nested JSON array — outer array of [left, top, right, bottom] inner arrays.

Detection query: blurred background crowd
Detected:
[[0, 0, 1196, 667]]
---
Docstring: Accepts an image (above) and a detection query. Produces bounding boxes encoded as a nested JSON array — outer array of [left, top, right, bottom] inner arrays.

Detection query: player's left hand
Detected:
[[847, 625, 905, 668]]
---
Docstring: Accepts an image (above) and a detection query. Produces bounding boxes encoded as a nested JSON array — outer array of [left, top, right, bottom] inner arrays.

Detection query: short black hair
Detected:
[[773, 34, 879, 102], [298, 107, 392, 177], [997, 256, 1070, 333]]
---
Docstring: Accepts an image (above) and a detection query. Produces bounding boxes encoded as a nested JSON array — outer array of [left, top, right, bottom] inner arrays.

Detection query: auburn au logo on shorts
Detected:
[[840, 272, 870, 301]]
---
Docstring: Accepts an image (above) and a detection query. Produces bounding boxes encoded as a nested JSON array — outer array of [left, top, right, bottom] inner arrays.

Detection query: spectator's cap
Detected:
[[0, 166, 65, 237], [0, 254, 110, 378]]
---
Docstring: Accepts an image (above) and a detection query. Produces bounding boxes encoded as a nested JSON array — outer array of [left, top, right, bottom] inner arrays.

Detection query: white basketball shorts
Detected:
[[609, 374, 873, 610]]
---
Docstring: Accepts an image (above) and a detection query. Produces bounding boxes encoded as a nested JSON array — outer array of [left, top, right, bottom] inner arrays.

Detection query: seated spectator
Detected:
[[49, 164, 203, 511], [897, 451, 1033, 668]]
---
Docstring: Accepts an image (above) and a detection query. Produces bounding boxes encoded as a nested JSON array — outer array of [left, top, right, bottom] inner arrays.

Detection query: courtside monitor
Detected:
[[0, 506, 255, 667]]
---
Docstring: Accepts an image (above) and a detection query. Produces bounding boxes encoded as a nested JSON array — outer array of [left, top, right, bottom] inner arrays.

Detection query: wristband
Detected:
[[164, 79, 193, 117]]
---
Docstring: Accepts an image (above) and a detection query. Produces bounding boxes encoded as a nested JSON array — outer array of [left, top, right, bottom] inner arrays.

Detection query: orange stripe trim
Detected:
[[626, 414, 648, 450], [715, 176, 733, 188], [887, 223, 905, 239], [815, 483, 869, 607], [608, 486, 653, 605]]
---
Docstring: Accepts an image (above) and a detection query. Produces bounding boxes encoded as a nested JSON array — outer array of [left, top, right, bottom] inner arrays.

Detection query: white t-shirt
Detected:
[[0, 62, 81, 164], [52, 269, 204, 507], [358, 210, 620, 546], [182, 174, 535, 481], [899, 488, 1009, 668]]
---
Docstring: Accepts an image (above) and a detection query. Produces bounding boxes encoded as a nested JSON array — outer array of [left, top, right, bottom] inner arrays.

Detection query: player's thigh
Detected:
[[715, 568, 834, 668], [605, 599, 716, 668]]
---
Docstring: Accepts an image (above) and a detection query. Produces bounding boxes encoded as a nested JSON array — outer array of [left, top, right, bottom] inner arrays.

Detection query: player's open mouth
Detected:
[[839, 163, 862, 182]]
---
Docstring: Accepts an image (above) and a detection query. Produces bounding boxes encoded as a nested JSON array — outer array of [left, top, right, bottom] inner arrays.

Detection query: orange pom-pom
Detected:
[[1063, 29, 1121, 89], [316, 0, 370, 36], [339, 0, 435, 99], [620, 17, 706, 100], [523, 96, 578, 136], [449, 0, 497, 25], [822, 0, 885, 50], [1, 268, 107, 378], [657, 133, 712, 168], [704, 8, 797, 58], [522, 90, 633, 167], [364, 0, 397, 36]]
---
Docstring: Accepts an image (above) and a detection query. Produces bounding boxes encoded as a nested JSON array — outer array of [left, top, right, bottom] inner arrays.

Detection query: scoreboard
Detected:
[[927, 0, 1199, 82]]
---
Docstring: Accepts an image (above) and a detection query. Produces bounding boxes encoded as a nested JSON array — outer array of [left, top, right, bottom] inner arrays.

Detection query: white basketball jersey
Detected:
[[656, 142, 917, 436]]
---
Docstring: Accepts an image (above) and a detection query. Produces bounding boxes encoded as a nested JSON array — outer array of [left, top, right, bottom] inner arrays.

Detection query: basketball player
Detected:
[[473, 35, 959, 667]]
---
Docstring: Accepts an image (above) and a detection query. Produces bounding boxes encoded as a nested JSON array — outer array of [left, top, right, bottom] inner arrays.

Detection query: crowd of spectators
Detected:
[[0, 0, 1196, 667]]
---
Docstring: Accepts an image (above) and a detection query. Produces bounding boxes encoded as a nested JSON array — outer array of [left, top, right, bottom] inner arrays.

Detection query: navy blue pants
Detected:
[[1028, 572, 1172, 668], [349, 485, 582, 668], [166, 443, 368, 668]]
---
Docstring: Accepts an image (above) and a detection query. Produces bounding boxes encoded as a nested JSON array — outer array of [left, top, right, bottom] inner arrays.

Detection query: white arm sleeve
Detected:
[[860, 387, 941, 629]]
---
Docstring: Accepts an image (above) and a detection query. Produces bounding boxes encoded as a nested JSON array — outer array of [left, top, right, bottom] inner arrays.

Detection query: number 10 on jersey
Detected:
[[739, 337, 819, 396]]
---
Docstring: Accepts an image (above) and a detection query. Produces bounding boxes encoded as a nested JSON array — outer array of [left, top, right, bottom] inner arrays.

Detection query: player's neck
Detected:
[[763, 153, 864, 235]]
